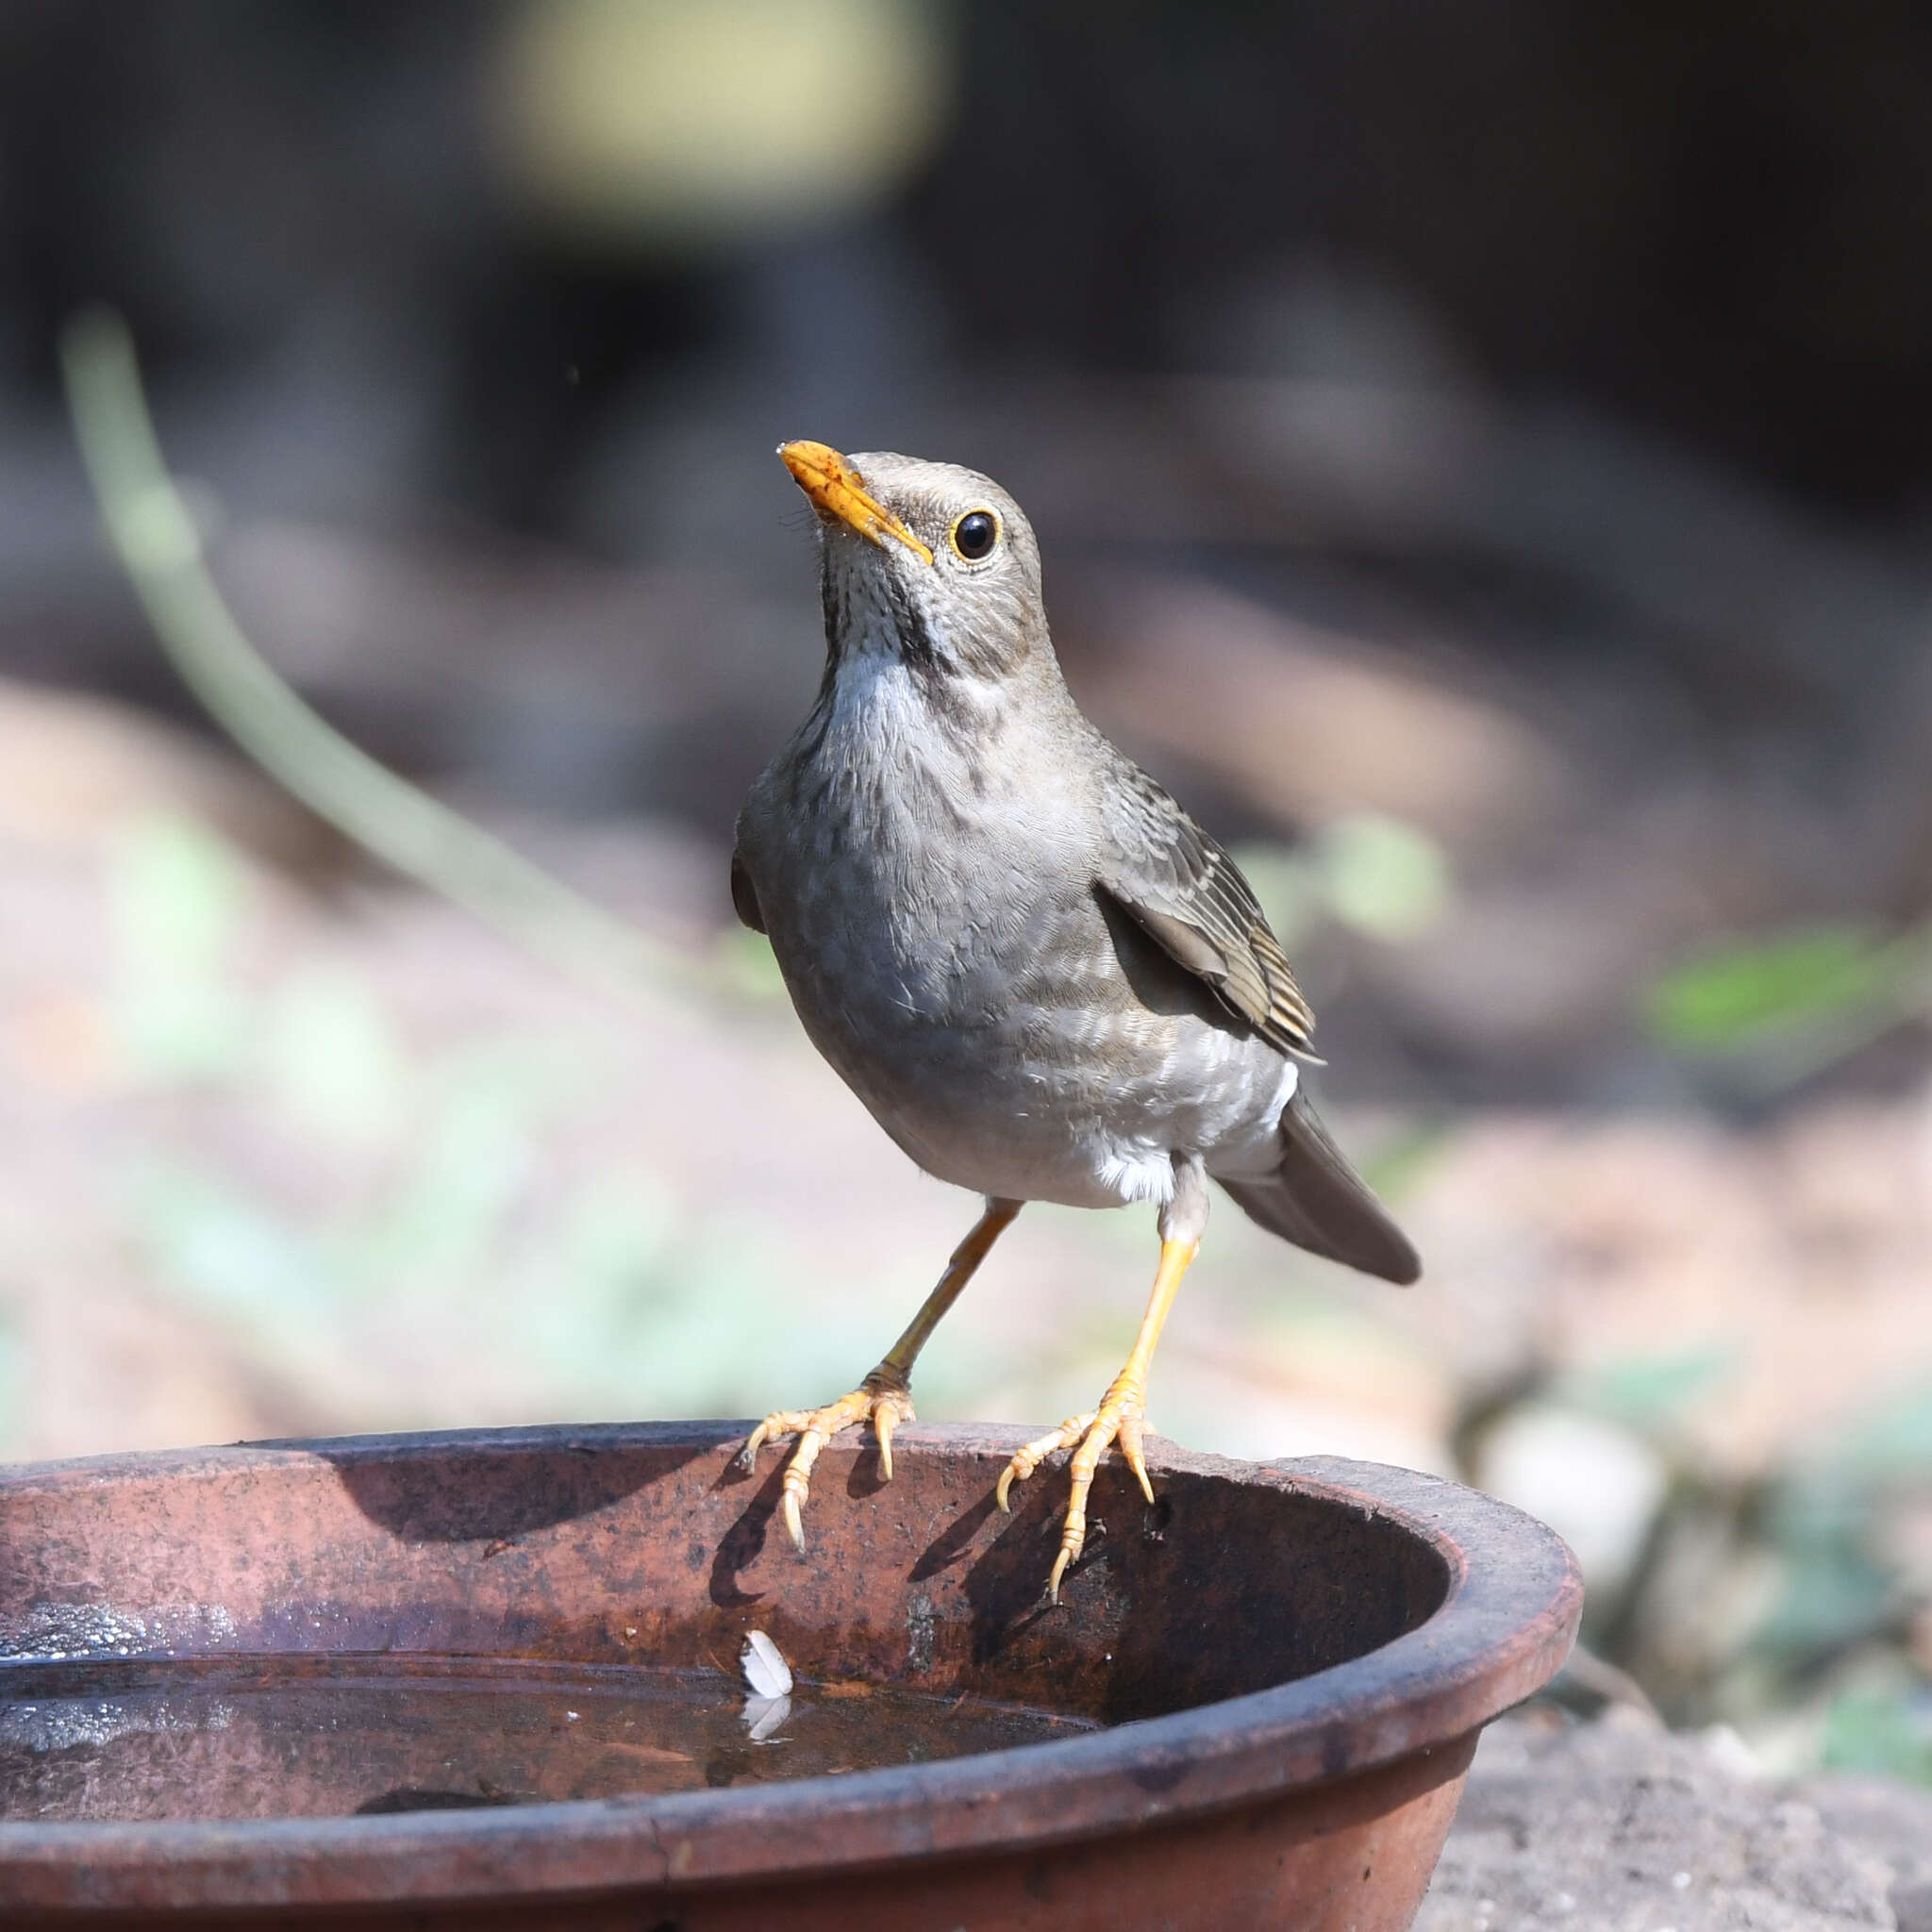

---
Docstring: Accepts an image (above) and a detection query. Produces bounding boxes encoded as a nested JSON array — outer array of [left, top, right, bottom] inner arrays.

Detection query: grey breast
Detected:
[[740, 690, 1283, 1206]]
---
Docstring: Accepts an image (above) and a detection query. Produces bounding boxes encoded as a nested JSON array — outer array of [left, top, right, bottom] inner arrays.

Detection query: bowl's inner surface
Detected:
[[0, 1429, 1454, 1824]]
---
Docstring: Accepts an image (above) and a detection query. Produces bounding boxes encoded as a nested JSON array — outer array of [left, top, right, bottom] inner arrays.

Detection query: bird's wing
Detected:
[[1095, 762, 1317, 1058], [728, 850, 766, 933]]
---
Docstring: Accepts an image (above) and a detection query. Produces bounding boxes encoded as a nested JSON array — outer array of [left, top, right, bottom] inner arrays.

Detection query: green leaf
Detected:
[[1645, 924, 1903, 1054]]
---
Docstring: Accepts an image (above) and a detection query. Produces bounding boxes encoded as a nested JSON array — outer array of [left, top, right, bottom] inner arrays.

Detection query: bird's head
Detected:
[[778, 441, 1053, 689]]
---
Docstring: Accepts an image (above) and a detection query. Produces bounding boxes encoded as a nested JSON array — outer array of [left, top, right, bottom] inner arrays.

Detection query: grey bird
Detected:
[[734, 441, 1419, 1601]]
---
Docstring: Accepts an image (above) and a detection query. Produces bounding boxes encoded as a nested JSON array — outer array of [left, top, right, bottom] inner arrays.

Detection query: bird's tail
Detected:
[[1218, 1091, 1422, 1285]]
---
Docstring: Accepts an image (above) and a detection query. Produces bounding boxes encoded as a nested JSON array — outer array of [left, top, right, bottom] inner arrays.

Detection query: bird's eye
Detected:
[[949, 508, 1000, 562]]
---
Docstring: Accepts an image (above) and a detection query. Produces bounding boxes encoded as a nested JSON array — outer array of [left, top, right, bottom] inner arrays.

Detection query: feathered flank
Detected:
[[1097, 758, 1318, 1058]]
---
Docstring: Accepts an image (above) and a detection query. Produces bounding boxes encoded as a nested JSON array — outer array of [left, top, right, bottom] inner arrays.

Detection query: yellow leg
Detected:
[[741, 1198, 1022, 1550], [997, 1233, 1199, 1603]]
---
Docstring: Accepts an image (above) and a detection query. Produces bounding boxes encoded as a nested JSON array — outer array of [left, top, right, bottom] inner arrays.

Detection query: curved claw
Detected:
[[1117, 1413, 1155, 1506], [1050, 1455, 1096, 1602], [1011, 1387, 1154, 1604], [742, 1381, 911, 1551], [996, 1415, 1093, 1515], [1048, 1544, 1074, 1604], [779, 1440, 820, 1551]]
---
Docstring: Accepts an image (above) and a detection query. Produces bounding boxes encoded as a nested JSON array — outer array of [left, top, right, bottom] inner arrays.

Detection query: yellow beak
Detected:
[[778, 441, 933, 566]]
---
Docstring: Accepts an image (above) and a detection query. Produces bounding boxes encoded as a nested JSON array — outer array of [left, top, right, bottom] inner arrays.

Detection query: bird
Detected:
[[733, 441, 1420, 1602]]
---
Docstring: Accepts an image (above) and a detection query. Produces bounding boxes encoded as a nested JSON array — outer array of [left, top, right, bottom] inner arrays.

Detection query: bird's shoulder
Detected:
[[1091, 742, 1316, 1058]]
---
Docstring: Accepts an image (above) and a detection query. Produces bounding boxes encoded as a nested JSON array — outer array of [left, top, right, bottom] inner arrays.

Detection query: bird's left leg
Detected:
[[741, 1197, 1023, 1550], [997, 1157, 1208, 1603]]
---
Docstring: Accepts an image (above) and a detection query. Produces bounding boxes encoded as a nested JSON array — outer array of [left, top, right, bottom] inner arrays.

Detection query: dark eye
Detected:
[[950, 508, 1000, 562]]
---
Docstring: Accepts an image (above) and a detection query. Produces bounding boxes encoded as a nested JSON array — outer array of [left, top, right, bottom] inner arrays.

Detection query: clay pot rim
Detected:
[[0, 1423, 1582, 1908]]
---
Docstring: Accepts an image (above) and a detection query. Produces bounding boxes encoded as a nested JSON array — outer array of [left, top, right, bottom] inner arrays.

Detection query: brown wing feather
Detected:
[[1096, 759, 1317, 1058]]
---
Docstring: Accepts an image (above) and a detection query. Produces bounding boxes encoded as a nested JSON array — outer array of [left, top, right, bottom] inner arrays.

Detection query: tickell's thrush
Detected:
[[734, 442, 1419, 1602]]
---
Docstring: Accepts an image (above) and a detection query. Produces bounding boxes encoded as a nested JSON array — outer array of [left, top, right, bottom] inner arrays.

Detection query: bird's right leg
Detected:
[[740, 1197, 1022, 1550], [997, 1158, 1210, 1602]]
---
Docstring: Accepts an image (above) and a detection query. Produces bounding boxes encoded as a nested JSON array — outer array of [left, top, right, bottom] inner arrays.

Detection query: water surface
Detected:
[[0, 1656, 1098, 1823]]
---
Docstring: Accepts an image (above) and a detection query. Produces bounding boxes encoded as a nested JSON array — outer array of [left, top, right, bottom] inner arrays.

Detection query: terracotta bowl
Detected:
[[0, 1422, 1579, 1929]]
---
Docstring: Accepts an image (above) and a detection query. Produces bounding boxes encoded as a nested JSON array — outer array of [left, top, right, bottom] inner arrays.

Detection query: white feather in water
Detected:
[[741, 1629, 793, 1699], [741, 1692, 791, 1742]]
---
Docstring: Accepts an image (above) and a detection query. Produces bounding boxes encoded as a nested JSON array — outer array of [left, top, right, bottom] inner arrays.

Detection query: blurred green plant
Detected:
[[1823, 1682, 1932, 1782], [1312, 814, 1455, 942], [125, 1158, 348, 1377], [1644, 920, 1932, 1088], [92, 801, 817, 1419], [260, 969, 409, 1149], [1758, 1378, 1932, 1662], [1556, 1344, 1737, 1436], [60, 308, 711, 1009], [108, 815, 251, 1081], [111, 941, 814, 1422], [1466, 1338, 1932, 1783], [1232, 809, 1454, 954]]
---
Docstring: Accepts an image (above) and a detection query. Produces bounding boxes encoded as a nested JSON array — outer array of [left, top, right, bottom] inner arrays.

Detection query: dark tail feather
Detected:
[[1219, 1091, 1421, 1285]]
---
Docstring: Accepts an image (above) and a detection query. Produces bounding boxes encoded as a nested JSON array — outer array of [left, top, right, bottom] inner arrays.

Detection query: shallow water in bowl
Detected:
[[0, 1657, 1099, 1824]]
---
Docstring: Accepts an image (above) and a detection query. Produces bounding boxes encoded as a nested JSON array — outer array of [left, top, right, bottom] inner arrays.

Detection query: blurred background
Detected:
[[3, 0, 1932, 1779]]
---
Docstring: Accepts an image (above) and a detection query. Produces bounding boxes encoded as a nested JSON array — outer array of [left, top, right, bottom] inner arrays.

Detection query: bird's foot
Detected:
[[737, 1371, 915, 1552], [995, 1373, 1154, 1604]]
